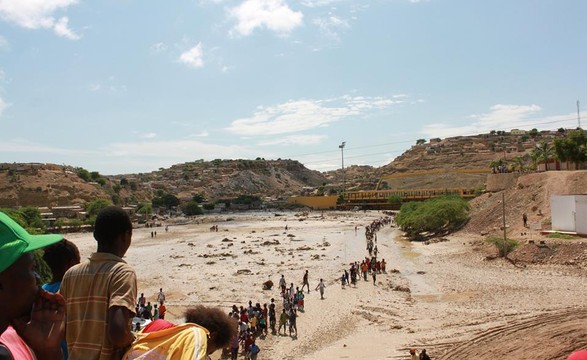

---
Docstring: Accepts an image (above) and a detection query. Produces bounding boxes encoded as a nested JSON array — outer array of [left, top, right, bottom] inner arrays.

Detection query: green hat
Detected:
[[0, 211, 63, 273]]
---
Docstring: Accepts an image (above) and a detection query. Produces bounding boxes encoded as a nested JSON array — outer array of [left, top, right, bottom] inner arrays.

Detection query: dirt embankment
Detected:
[[458, 171, 587, 267]]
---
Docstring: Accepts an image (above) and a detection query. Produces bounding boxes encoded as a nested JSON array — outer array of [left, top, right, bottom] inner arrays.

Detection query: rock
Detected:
[[262, 280, 274, 290], [393, 285, 411, 292], [236, 269, 252, 275]]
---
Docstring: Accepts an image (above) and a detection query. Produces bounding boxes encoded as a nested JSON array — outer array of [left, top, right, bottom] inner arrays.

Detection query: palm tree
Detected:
[[532, 141, 556, 170]]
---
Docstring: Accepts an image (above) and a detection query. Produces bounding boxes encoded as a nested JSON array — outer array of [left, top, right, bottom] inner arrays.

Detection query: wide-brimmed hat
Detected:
[[0, 211, 63, 273]]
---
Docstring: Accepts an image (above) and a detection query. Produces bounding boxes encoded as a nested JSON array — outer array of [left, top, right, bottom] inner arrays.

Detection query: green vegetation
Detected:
[[86, 199, 112, 217], [1, 207, 45, 234], [486, 236, 519, 257], [395, 196, 470, 240], [233, 195, 262, 206], [554, 128, 587, 167], [532, 141, 556, 166], [136, 203, 153, 216], [182, 202, 203, 216], [387, 195, 402, 206], [192, 193, 205, 203], [202, 203, 215, 211], [152, 193, 180, 209]]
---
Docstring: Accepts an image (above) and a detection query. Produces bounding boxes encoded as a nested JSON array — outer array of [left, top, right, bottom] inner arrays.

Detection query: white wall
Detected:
[[575, 196, 587, 235], [551, 195, 576, 232]]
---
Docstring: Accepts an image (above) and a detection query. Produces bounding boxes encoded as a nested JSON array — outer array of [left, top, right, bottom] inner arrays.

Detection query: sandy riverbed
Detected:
[[65, 211, 587, 360]]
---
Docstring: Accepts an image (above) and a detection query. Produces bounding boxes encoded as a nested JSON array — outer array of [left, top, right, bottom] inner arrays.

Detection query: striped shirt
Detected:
[[61, 252, 137, 360]]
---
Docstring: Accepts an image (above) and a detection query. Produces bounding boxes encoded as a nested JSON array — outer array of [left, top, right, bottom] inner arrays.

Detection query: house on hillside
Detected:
[[511, 129, 527, 135], [551, 195, 587, 236]]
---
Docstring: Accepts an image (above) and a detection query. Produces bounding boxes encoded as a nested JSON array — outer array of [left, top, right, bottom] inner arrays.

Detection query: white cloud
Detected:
[[53, 16, 79, 39], [0, 138, 89, 155], [179, 43, 204, 68], [0, 96, 7, 116], [313, 14, 350, 42], [258, 134, 327, 146], [139, 133, 157, 139], [226, 95, 405, 136], [229, 0, 303, 37], [420, 104, 579, 139], [189, 131, 210, 138], [0, 35, 9, 50], [0, 0, 80, 39], [150, 42, 167, 54], [299, 0, 341, 7]]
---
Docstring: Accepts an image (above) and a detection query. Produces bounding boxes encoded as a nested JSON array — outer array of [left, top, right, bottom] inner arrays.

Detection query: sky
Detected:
[[0, 0, 585, 175]]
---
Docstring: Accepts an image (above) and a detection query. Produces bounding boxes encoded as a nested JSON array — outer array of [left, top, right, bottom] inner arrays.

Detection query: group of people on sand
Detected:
[[220, 269, 316, 360], [0, 206, 237, 360], [1, 207, 586, 360], [135, 289, 167, 325]]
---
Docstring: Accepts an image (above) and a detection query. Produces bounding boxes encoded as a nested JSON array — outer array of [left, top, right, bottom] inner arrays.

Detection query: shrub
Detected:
[[86, 199, 112, 217], [183, 202, 203, 216], [395, 196, 470, 240], [486, 236, 519, 257]]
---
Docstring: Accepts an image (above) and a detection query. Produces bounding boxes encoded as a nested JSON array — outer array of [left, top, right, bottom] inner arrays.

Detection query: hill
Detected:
[[0, 128, 577, 208], [0, 159, 328, 208]]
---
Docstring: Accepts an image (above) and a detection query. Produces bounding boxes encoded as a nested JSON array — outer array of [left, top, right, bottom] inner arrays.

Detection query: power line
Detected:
[[288, 116, 583, 167]]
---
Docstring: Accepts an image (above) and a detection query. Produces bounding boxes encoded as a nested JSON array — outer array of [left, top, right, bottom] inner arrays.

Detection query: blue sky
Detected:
[[0, 0, 585, 175]]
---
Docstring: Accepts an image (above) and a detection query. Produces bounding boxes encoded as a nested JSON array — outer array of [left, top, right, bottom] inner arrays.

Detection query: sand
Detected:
[[65, 211, 587, 360]]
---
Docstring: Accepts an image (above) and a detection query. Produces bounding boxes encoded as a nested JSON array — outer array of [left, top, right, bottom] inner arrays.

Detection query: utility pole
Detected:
[[502, 191, 507, 256], [578, 100, 581, 129], [339, 141, 346, 203]]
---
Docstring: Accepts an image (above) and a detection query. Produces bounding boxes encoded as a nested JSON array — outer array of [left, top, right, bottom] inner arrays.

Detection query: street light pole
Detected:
[[339, 141, 346, 202]]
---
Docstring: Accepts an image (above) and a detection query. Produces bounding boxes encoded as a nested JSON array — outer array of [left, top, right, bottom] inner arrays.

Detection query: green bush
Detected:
[[86, 199, 112, 217], [395, 196, 470, 240], [183, 202, 203, 216], [486, 236, 519, 257], [202, 203, 215, 211]]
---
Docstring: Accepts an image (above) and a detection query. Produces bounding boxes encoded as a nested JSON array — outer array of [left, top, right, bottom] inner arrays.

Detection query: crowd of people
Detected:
[[2, 208, 584, 359]]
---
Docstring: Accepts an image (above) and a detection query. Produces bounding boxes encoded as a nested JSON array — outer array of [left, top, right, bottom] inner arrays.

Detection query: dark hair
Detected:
[[42, 239, 80, 275], [184, 306, 237, 349], [93, 206, 132, 243]]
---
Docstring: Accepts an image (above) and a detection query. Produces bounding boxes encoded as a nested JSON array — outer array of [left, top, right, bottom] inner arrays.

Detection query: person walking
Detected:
[[315, 278, 326, 300], [302, 270, 310, 293]]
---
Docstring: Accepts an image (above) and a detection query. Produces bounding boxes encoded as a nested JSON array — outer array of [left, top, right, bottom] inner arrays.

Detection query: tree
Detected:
[[395, 196, 470, 240], [192, 193, 205, 203], [529, 128, 539, 138], [182, 202, 203, 216], [86, 199, 112, 217], [120, 178, 129, 186], [137, 203, 153, 215], [532, 141, 556, 169], [76, 167, 91, 182], [416, 139, 426, 145], [554, 129, 587, 167], [387, 195, 402, 206]]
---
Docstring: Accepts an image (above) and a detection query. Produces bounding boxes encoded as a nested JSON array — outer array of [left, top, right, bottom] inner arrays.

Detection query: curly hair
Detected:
[[184, 305, 237, 349]]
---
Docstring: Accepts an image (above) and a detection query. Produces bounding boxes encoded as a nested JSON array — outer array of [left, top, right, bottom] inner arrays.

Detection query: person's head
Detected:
[[141, 292, 144, 297], [421, 349, 427, 354], [42, 238, 80, 283], [320, 278, 323, 282], [0, 211, 63, 331], [184, 305, 237, 355], [160, 288, 163, 292], [410, 349, 416, 355], [94, 206, 132, 257]]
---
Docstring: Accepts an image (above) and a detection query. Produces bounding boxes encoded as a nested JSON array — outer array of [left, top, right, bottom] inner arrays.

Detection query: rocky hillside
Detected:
[[0, 128, 577, 208], [0, 159, 328, 208]]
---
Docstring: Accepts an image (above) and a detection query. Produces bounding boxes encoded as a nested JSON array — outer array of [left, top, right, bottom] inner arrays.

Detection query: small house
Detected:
[[550, 195, 587, 235]]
